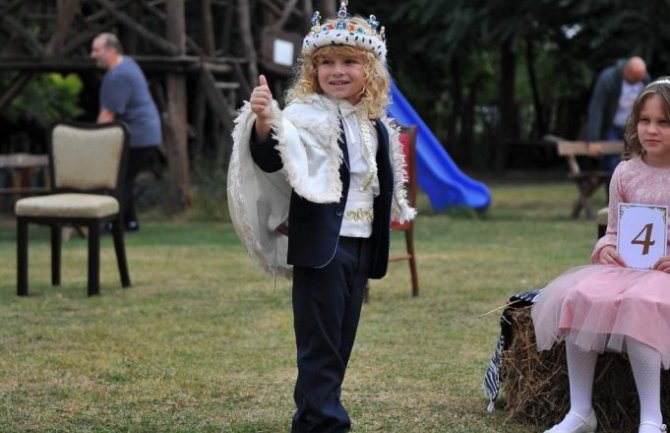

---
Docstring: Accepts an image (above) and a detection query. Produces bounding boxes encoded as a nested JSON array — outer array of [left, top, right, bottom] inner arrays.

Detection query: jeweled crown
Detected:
[[302, 1, 387, 63]]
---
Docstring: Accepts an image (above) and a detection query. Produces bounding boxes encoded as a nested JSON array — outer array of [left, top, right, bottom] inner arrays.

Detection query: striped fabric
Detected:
[[482, 289, 542, 411]]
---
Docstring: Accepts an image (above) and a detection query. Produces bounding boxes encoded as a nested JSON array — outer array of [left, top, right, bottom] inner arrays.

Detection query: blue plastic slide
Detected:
[[388, 81, 491, 211]]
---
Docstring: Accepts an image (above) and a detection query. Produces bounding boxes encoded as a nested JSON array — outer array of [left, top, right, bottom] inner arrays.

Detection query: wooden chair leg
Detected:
[[87, 222, 101, 296], [405, 229, 419, 297], [573, 177, 602, 218], [111, 218, 131, 287], [51, 225, 61, 286], [17, 218, 28, 296]]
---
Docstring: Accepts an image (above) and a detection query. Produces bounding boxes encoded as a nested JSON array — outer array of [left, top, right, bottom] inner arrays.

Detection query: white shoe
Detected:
[[639, 421, 667, 432], [543, 411, 597, 433]]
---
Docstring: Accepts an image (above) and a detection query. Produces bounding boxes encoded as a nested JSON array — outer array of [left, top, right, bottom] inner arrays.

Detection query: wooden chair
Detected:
[[365, 125, 420, 301], [15, 122, 131, 297], [389, 125, 420, 297]]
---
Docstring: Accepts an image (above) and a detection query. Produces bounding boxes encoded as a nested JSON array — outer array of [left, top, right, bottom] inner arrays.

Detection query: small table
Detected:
[[0, 154, 49, 211]]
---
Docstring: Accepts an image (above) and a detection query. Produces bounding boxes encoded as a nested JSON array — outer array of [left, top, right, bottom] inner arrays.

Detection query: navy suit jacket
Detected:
[[250, 120, 393, 279]]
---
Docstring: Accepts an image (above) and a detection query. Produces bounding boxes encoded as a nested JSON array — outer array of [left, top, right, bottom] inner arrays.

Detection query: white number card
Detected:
[[617, 203, 668, 269]]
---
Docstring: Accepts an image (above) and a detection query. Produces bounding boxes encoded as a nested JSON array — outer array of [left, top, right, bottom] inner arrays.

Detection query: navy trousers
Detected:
[[291, 236, 371, 433]]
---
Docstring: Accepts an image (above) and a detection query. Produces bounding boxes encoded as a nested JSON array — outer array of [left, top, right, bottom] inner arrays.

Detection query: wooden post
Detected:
[[164, 0, 191, 211], [315, 0, 336, 17], [46, 0, 80, 56], [238, 0, 258, 83], [201, 0, 215, 55]]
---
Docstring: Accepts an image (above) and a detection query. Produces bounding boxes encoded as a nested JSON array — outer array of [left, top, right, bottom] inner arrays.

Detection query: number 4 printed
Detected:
[[631, 223, 655, 255]]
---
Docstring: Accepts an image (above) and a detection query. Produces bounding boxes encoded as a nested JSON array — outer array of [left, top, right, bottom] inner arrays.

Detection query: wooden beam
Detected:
[[201, 0, 215, 55], [1, 15, 46, 56], [200, 69, 234, 132], [164, 0, 192, 211], [61, 26, 112, 56], [46, 0, 81, 56], [237, 0, 258, 83], [315, 0, 335, 17], [141, 1, 206, 55], [261, 0, 281, 16], [302, 0, 313, 30], [273, 0, 300, 30], [95, 0, 180, 55], [0, 73, 33, 112], [232, 62, 252, 98], [217, 0, 234, 55], [0, 55, 245, 73], [83, 6, 115, 23], [0, 0, 24, 20]]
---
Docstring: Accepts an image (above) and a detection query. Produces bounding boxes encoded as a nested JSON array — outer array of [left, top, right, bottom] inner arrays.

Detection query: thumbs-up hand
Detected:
[[250, 74, 273, 120], [250, 75, 273, 141]]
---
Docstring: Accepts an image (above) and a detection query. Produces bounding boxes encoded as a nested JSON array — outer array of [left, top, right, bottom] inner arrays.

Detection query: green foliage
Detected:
[[1, 72, 84, 127], [357, 0, 670, 169]]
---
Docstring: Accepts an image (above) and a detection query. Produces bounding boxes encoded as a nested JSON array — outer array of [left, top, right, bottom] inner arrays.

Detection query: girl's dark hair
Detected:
[[623, 77, 670, 159]]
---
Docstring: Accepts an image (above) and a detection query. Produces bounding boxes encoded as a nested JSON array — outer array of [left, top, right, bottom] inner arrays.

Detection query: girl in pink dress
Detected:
[[532, 78, 670, 433]]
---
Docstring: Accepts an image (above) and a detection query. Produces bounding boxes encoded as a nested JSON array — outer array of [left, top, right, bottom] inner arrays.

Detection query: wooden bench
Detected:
[[544, 135, 624, 219]]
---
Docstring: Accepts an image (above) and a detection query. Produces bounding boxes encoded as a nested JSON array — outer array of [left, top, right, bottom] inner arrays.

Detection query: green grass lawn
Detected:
[[0, 181, 607, 433]]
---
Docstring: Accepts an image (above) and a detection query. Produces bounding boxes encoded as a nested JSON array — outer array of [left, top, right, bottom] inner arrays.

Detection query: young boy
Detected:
[[228, 3, 415, 432]]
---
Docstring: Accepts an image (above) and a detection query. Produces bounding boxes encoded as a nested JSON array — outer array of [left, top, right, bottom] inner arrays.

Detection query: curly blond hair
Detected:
[[285, 44, 390, 119], [623, 77, 670, 160]]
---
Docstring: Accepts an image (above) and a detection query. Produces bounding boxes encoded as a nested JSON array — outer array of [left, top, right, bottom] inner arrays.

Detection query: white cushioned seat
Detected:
[[15, 193, 119, 218]]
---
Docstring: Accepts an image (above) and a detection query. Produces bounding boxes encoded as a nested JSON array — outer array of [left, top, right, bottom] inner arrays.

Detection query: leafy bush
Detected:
[[2, 72, 84, 127]]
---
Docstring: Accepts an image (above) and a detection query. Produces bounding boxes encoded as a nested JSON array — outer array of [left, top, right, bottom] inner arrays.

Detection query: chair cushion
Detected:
[[15, 193, 119, 218]]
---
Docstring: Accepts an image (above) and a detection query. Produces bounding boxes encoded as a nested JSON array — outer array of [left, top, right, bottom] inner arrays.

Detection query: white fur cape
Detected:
[[227, 94, 416, 278]]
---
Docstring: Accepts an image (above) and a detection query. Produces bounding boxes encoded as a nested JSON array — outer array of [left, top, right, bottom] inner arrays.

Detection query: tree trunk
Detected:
[[461, 75, 483, 168], [164, 0, 191, 211], [496, 36, 518, 172], [447, 59, 462, 158], [525, 36, 545, 139]]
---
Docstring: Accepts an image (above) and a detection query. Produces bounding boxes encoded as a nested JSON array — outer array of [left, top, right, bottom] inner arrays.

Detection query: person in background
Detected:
[[586, 56, 650, 198], [227, 2, 415, 432], [91, 32, 163, 232]]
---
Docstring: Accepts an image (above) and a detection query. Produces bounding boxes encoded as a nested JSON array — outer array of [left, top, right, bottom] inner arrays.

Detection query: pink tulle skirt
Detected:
[[531, 264, 670, 369]]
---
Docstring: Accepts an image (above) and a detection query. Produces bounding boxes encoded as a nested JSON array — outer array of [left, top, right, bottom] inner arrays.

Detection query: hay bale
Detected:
[[499, 306, 670, 432]]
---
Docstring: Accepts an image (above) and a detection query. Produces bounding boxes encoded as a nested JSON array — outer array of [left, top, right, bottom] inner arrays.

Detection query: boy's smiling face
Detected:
[[316, 48, 366, 105]]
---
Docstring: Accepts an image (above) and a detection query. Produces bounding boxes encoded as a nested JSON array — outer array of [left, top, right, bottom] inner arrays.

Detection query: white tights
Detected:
[[552, 338, 662, 433]]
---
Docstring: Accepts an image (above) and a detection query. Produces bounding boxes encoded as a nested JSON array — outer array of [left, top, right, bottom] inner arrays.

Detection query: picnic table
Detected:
[[544, 135, 624, 218]]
